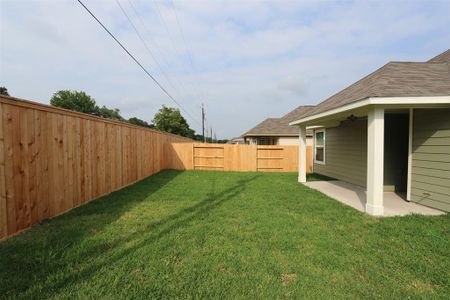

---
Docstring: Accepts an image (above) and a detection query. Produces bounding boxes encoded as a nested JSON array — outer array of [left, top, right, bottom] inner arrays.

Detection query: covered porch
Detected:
[[295, 101, 449, 216]]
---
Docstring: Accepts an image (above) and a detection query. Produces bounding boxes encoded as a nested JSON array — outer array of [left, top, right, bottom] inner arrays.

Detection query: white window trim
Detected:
[[314, 129, 326, 165]]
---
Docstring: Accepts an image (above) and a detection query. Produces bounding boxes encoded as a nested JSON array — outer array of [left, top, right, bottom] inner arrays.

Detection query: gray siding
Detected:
[[314, 119, 367, 187], [411, 109, 450, 212]]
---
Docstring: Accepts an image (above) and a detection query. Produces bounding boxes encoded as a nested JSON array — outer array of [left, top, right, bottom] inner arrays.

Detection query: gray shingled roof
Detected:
[[428, 49, 450, 63], [297, 49, 450, 120], [244, 106, 314, 136]]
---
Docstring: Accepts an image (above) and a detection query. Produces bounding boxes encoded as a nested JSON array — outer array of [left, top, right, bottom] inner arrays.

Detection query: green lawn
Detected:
[[0, 170, 449, 299]]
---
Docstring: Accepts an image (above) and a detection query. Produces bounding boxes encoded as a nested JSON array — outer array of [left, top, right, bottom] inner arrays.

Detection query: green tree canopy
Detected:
[[152, 105, 195, 138], [50, 90, 127, 122], [128, 117, 154, 128], [50, 91, 195, 132], [50, 90, 98, 114], [97, 105, 124, 121], [0, 86, 10, 96]]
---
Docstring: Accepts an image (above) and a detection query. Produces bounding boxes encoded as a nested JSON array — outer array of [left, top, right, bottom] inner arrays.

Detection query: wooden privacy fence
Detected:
[[164, 143, 313, 173], [0, 95, 312, 240], [0, 96, 191, 239]]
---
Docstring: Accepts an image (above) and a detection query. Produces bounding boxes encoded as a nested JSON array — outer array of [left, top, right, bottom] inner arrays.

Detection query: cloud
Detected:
[[1, 0, 449, 138], [278, 76, 308, 97]]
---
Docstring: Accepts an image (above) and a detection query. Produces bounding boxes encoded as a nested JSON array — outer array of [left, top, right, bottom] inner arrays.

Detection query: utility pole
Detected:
[[210, 128, 213, 144], [202, 103, 205, 143]]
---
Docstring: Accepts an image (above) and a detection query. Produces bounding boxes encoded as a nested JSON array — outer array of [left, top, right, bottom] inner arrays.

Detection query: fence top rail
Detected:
[[0, 95, 192, 141], [257, 147, 284, 150], [194, 143, 225, 149], [188, 143, 299, 149]]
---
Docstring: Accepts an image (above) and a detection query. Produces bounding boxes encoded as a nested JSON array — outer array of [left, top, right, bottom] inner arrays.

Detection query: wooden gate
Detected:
[[193, 144, 225, 170], [256, 146, 285, 172]]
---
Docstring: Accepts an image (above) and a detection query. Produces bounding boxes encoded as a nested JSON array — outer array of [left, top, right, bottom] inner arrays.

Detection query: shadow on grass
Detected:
[[0, 170, 182, 295], [1, 170, 260, 297]]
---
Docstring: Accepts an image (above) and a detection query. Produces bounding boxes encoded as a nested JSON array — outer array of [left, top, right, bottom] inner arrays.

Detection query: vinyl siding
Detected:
[[277, 137, 298, 145], [411, 108, 450, 212], [314, 119, 367, 187], [278, 136, 313, 146]]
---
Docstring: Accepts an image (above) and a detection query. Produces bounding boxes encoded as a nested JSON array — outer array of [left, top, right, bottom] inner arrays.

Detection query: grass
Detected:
[[306, 172, 336, 181], [0, 170, 449, 299]]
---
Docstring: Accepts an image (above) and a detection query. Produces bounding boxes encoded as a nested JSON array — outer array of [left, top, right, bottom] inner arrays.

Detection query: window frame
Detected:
[[314, 129, 326, 165]]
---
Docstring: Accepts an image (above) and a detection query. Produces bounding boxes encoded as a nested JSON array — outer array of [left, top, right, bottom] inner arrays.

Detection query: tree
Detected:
[[128, 117, 154, 128], [152, 105, 195, 138], [50, 90, 125, 121], [0, 86, 10, 96], [97, 105, 124, 121], [193, 134, 203, 141], [50, 90, 98, 114]]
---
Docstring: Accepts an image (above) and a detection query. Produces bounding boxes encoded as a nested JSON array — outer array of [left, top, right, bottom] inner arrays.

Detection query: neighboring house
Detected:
[[243, 106, 315, 145], [226, 137, 245, 144], [291, 49, 450, 215]]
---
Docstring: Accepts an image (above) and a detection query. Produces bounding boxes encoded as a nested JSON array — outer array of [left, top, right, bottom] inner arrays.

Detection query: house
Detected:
[[290, 49, 450, 215], [226, 137, 245, 144], [243, 106, 314, 145]]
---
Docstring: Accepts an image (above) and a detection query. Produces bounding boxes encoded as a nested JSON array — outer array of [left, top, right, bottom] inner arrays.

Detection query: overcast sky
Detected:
[[1, 0, 449, 138]]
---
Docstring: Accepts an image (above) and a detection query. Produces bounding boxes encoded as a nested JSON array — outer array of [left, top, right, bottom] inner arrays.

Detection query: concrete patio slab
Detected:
[[304, 180, 445, 217]]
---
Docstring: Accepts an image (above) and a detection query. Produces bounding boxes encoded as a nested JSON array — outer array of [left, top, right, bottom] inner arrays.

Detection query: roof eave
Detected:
[[289, 95, 450, 125]]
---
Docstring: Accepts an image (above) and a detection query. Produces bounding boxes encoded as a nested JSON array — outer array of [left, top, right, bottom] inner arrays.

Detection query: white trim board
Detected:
[[290, 96, 450, 125]]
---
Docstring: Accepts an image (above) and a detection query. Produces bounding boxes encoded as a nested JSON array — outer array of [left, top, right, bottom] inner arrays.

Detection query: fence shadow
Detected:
[[0, 170, 182, 294], [0, 170, 260, 297]]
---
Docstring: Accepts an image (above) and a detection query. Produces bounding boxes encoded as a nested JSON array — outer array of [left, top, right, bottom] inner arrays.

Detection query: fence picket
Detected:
[[0, 96, 191, 240]]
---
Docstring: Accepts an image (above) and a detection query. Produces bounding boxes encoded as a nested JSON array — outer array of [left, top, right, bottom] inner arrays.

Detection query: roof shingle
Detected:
[[298, 49, 450, 120], [244, 106, 314, 136]]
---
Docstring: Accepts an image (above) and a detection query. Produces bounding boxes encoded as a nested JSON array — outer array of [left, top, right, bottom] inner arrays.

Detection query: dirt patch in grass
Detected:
[[281, 273, 297, 284], [407, 281, 435, 293]]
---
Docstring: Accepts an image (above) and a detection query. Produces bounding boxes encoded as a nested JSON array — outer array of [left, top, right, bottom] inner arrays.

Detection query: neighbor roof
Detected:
[[295, 49, 450, 121], [428, 49, 450, 63], [244, 106, 314, 137]]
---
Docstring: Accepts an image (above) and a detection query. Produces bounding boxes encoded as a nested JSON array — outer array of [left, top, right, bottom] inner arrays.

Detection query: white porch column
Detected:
[[406, 108, 413, 201], [366, 107, 385, 216], [298, 124, 307, 183]]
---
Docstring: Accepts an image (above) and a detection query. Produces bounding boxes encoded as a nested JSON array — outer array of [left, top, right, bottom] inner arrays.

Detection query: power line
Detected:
[[169, 0, 212, 132], [151, 0, 204, 106], [169, 0, 196, 73], [151, 0, 182, 61], [169, 0, 207, 99], [115, 0, 201, 128], [203, 102, 220, 138], [76, 0, 201, 126], [125, 0, 202, 128], [114, 0, 181, 96], [126, 0, 198, 110], [201, 103, 205, 143]]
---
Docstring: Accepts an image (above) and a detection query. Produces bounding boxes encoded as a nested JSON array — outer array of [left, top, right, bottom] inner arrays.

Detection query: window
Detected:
[[257, 137, 277, 145], [314, 129, 325, 164]]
